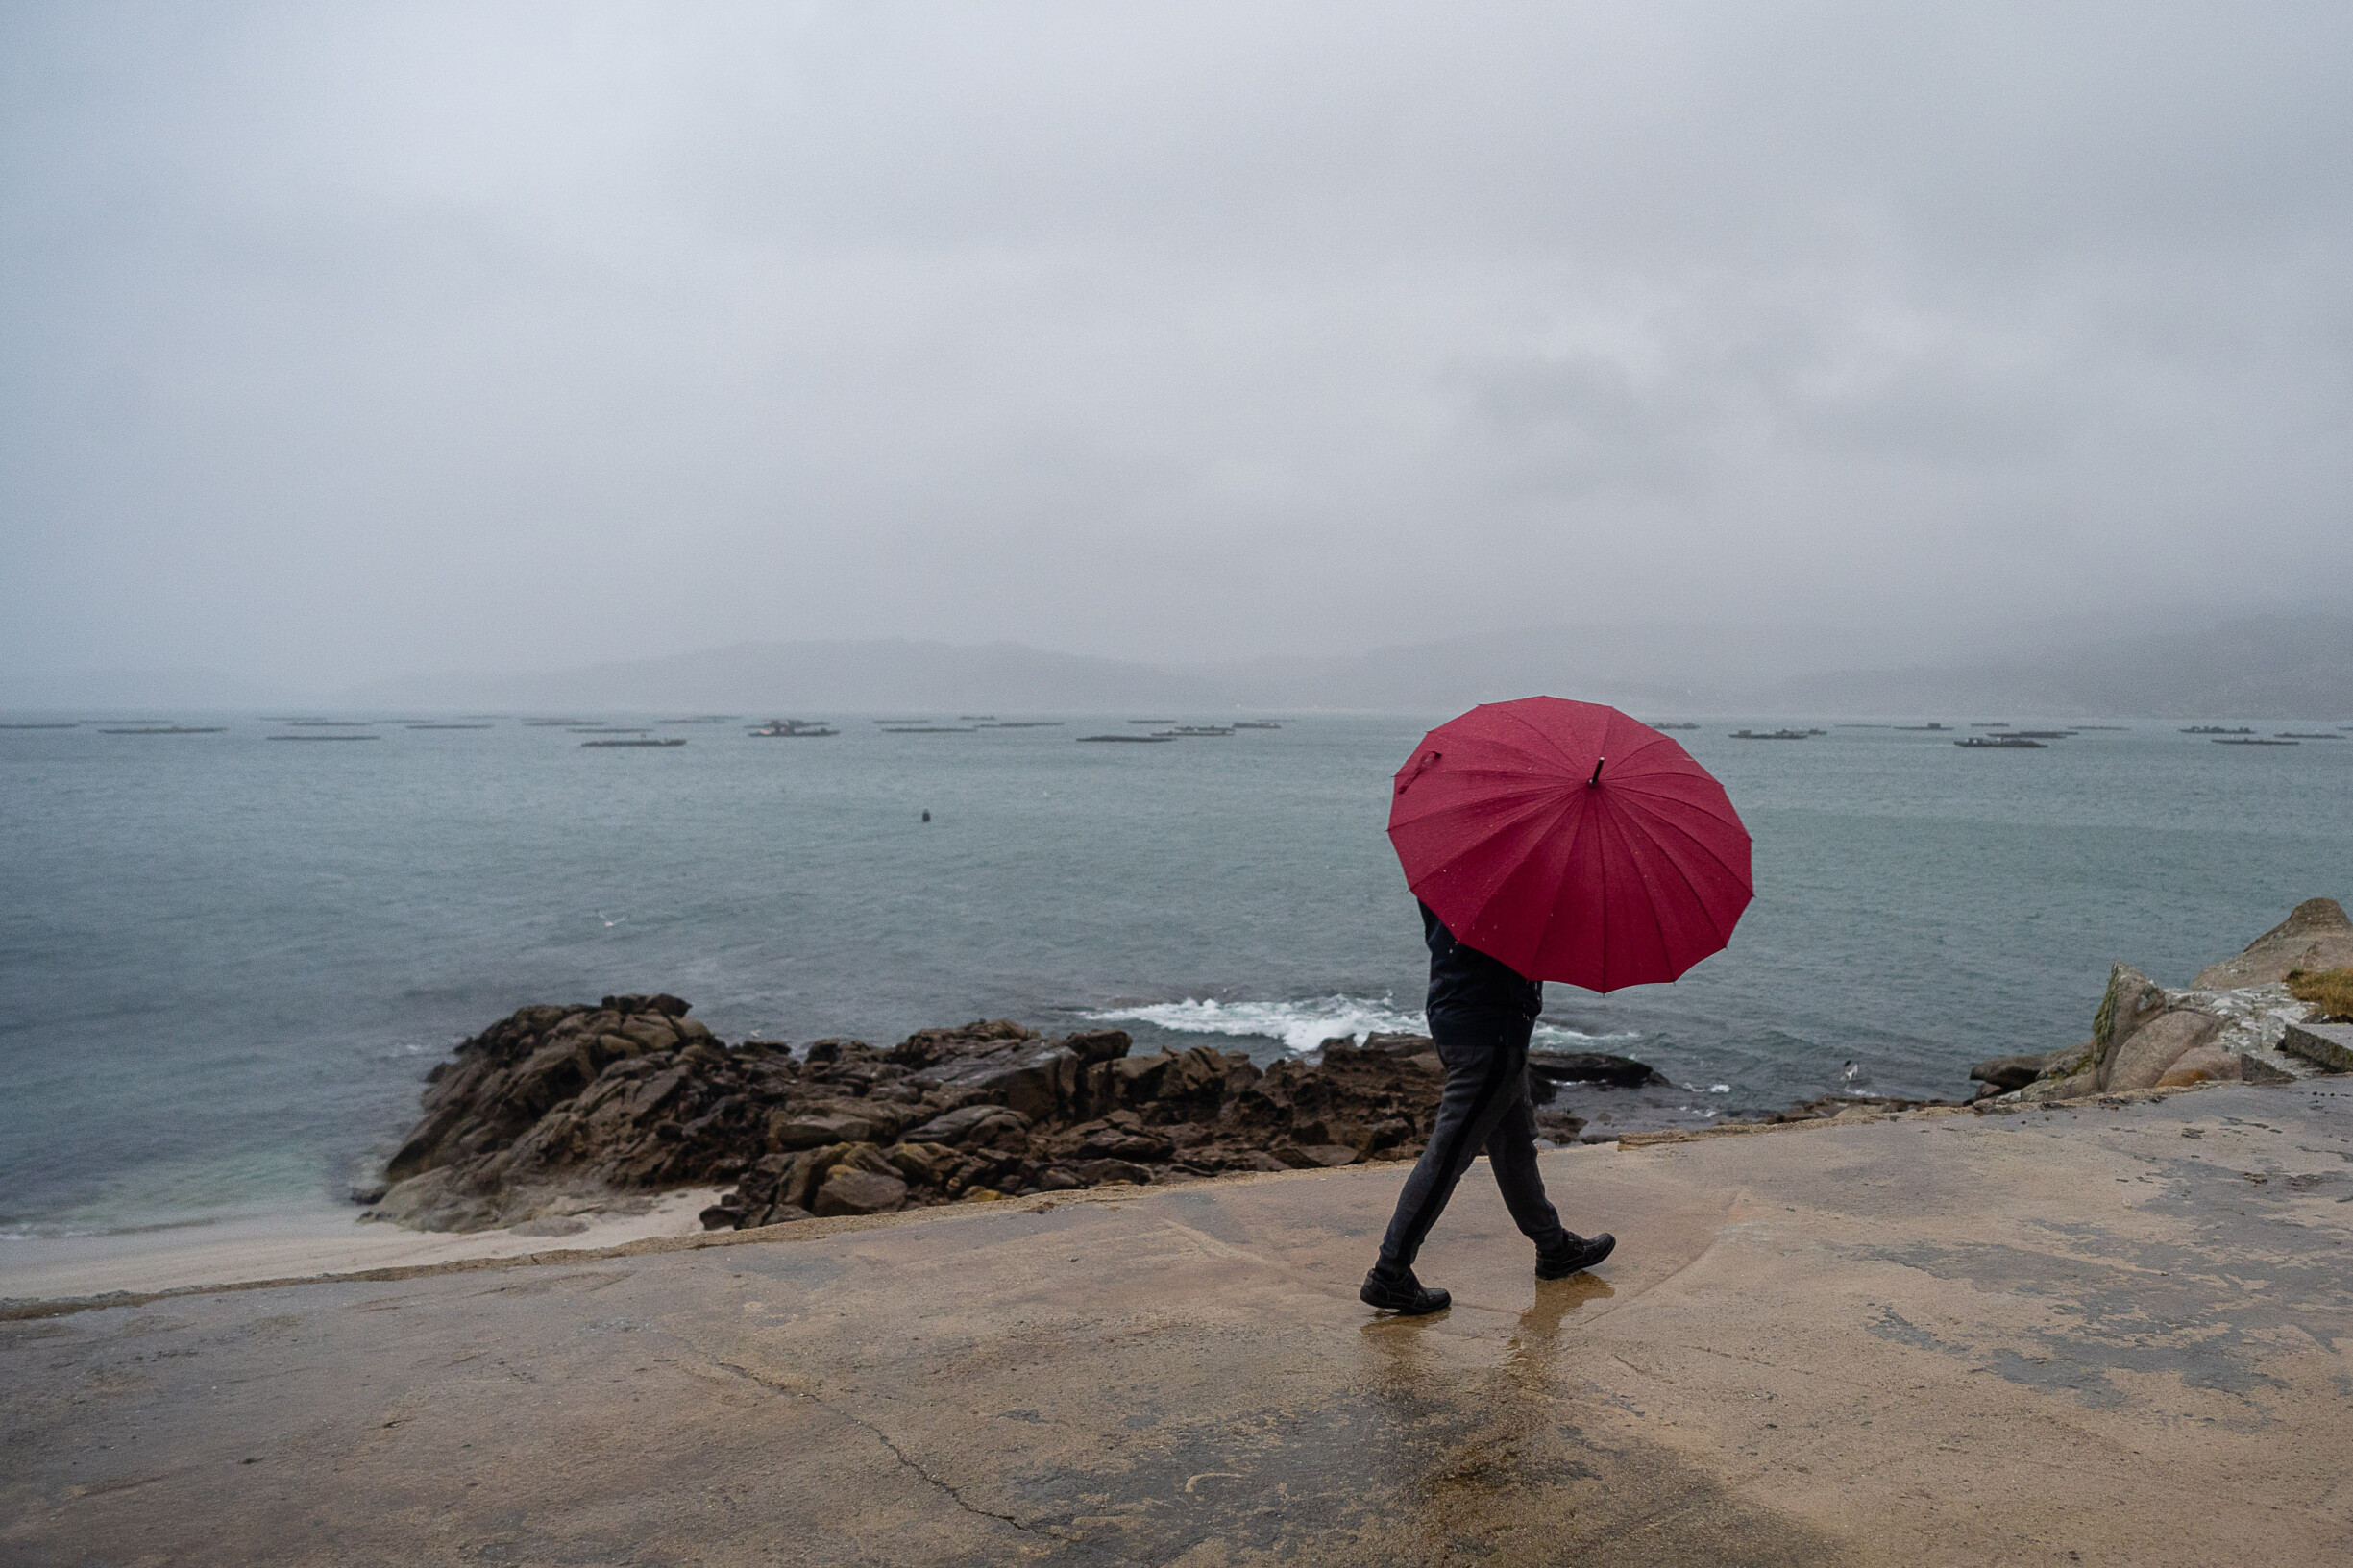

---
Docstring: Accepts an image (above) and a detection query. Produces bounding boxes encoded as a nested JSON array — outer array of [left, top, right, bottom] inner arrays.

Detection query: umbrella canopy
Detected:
[[1387, 698, 1752, 992]]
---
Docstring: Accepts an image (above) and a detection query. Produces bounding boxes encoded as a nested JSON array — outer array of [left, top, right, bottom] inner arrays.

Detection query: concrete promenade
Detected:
[[5, 1082, 2348, 1566]]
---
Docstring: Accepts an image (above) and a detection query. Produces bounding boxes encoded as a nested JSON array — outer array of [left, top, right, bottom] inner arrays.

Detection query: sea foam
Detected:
[[1081, 995, 1636, 1055]]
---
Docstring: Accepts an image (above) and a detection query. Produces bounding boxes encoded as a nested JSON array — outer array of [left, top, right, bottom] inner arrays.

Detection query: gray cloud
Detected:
[[3, 1, 2348, 692]]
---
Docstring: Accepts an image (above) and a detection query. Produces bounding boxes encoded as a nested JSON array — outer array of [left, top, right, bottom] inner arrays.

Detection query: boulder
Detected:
[[1072, 1158, 1153, 1186], [2192, 899, 2353, 990], [2104, 1011, 2224, 1092], [2281, 1020, 2353, 1073], [1358, 1033, 1435, 1056], [1059, 1030, 1135, 1065], [905, 1103, 1032, 1149], [2007, 1064, 2102, 1104], [886, 1141, 963, 1186], [812, 1169, 908, 1217], [913, 1039, 1084, 1120], [1113, 1045, 1255, 1117], [2156, 1044, 2243, 1088], [769, 1106, 885, 1151], [1969, 1051, 2057, 1093], [1526, 1050, 1671, 1089], [883, 1019, 1039, 1070], [602, 993, 690, 1017], [2093, 965, 2169, 1089]]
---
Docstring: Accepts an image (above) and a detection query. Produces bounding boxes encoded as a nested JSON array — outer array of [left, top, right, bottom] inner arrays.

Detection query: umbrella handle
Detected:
[[1588, 756, 1605, 786]]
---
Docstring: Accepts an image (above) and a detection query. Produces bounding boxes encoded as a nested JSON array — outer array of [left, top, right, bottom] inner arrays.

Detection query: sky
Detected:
[[4, 1, 2349, 693]]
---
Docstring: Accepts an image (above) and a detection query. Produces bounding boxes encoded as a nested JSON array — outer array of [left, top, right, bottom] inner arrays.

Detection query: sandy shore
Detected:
[[0, 1186, 723, 1303]]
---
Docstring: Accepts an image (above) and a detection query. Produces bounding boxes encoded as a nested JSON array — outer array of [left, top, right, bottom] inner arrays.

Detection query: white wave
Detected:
[[1083, 995, 1637, 1055], [1084, 996, 1423, 1054]]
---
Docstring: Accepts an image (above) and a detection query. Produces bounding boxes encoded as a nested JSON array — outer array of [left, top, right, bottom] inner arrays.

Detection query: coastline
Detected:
[[0, 1187, 722, 1305], [0, 1085, 2189, 1311], [11, 898, 2341, 1311], [8, 1082, 2346, 1565]]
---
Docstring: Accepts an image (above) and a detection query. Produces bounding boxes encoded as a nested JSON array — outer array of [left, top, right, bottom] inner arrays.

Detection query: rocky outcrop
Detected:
[[2103, 1011, 2224, 1092], [706, 1033, 1463, 1229], [2092, 964, 2169, 1090], [1967, 1051, 2060, 1096], [1988, 899, 2352, 1105], [2190, 898, 2353, 989], [1527, 1050, 1672, 1090], [372, 1005, 1623, 1233]]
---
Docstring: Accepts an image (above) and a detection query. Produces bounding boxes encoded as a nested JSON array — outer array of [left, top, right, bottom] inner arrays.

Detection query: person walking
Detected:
[[1371, 697, 1754, 1316], [1359, 900, 1615, 1314]]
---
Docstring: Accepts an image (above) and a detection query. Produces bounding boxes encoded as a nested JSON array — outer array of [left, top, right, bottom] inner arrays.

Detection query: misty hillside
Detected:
[[343, 613, 2353, 719], [1769, 615, 2353, 720]]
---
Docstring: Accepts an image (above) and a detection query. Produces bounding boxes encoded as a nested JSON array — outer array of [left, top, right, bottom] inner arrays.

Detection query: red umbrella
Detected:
[[1387, 697, 1752, 992]]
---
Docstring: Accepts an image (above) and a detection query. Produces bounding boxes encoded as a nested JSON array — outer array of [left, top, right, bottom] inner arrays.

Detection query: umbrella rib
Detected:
[[1507, 794, 1590, 968], [1608, 796, 1747, 922], [1444, 798, 1581, 922], [1607, 789, 1753, 898], [1495, 700, 1604, 776], [1600, 793, 1725, 956]]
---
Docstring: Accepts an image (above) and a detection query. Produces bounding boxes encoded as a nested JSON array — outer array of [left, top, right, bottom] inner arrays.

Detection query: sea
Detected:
[[2, 710, 2347, 1238]]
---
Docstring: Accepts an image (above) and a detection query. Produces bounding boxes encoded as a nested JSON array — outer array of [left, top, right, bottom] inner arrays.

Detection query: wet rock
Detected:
[[1526, 1051, 1671, 1089], [905, 1103, 1031, 1150], [1969, 1051, 2056, 1094], [385, 994, 1507, 1236], [769, 1105, 888, 1150], [883, 1019, 1040, 1070], [602, 993, 690, 1017], [812, 1169, 908, 1217], [887, 1140, 963, 1186], [911, 1036, 1105, 1121], [1071, 1158, 1154, 1185]]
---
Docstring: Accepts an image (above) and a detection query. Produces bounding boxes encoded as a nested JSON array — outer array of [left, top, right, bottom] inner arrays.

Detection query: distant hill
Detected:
[[355, 639, 1230, 714], [1768, 615, 2353, 720], [342, 612, 2351, 719]]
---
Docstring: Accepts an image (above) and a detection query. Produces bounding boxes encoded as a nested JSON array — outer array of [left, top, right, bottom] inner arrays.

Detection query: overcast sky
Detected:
[[4, 1, 2348, 690]]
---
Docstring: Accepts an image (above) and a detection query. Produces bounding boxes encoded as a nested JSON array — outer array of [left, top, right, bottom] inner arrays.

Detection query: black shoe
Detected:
[[1360, 1267, 1451, 1315], [1536, 1231, 1616, 1280]]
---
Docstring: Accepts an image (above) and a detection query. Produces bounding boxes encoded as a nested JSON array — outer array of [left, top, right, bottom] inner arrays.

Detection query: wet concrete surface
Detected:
[[4, 1082, 2348, 1565]]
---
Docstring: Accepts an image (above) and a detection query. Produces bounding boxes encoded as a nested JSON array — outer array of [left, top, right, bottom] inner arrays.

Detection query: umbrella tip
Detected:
[[1588, 756, 1605, 786]]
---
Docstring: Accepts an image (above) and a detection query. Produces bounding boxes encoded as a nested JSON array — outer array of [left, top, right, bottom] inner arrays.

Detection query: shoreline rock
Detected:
[[366, 900, 2347, 1233], [371, 1013, 1527, 1233], [1973, 898, 2352, 1105]]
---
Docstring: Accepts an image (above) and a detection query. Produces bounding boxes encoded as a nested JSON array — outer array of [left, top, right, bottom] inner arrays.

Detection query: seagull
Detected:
[[598, 912, 626, 928]]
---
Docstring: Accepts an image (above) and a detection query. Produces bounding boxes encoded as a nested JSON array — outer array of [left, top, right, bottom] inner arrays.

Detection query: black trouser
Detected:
[[1375, 1012, 1568, 1278]]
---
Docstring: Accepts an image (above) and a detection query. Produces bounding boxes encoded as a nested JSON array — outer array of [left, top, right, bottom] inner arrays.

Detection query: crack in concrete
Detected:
[[707, 1357, 1051, 1539]]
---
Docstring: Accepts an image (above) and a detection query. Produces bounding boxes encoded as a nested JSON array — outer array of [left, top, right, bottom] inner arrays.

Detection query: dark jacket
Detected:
[[1420, 900, 1542, 1028]]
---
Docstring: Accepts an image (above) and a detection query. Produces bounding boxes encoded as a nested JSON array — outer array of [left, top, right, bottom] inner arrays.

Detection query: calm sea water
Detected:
[[2, 711, 2347, 1235]]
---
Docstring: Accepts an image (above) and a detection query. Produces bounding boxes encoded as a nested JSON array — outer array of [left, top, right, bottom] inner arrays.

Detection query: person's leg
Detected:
[[1482, 1018, 1570, 1251], [1372, 1016, 1529, 1281]]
